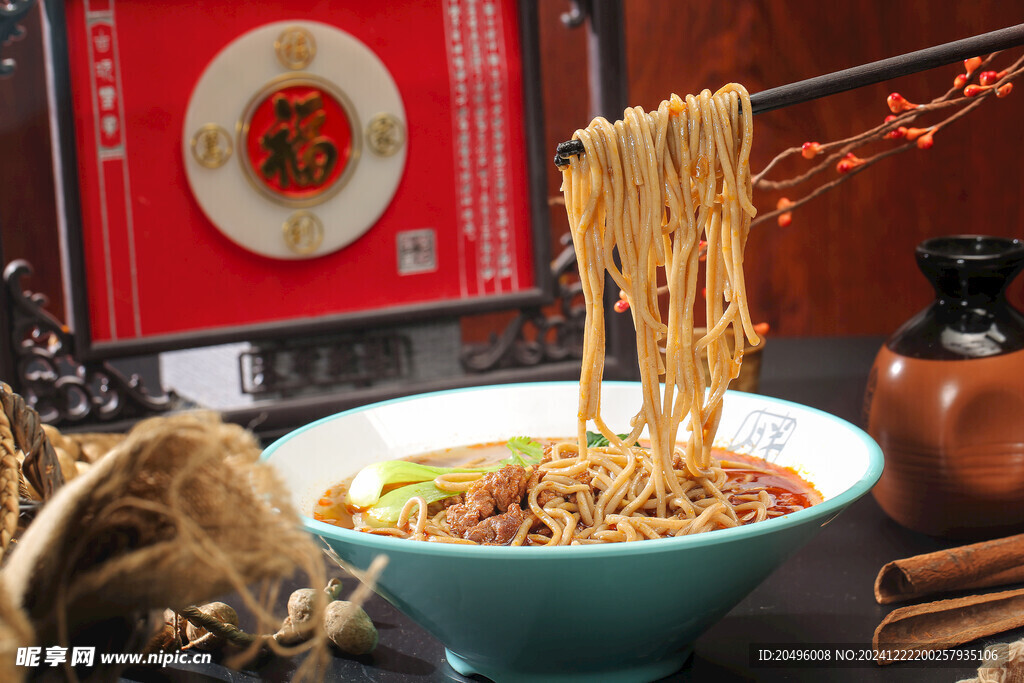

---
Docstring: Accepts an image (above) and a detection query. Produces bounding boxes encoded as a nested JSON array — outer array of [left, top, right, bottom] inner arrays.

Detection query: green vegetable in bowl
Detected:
[[346, 437, 545, 527], [347, 460, 493, 508], [585, 431, 630, 448], [501, 436, 543, 467], [362, 480, 462, 527]]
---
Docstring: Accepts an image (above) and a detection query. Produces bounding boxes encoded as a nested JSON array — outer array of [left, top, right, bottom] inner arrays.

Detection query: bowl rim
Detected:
[[261, 381, 884, 559]]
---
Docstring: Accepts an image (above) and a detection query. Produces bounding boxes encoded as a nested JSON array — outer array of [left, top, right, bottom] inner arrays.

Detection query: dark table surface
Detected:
[[143, 336, 1024, 682]]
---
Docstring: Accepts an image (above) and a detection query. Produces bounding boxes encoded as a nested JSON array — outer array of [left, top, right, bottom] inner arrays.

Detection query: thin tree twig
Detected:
[[751, 51, 1024, 229]]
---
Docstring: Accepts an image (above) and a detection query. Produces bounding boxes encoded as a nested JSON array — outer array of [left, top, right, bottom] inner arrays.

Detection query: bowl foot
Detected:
[[444, 647, 693, 682]]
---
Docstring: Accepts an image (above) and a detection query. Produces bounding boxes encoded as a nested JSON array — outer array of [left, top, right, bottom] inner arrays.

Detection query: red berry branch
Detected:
[[600, 49, 1023, 324], [752, 50, 1024, 229]]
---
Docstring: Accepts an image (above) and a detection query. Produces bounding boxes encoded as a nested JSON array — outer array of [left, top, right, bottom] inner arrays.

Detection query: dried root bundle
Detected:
[[0, 411, 329, 679]]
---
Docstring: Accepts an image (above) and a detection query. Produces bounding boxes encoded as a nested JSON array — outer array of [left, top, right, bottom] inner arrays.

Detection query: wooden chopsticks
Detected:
[[553, 22, 1024, 167]]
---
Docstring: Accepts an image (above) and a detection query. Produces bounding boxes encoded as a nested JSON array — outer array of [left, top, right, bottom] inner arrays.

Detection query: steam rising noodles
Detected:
[[319, 84, 812, 545]]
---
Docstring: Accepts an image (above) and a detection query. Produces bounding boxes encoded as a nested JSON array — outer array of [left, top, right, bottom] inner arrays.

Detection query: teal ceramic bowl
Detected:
[[262, 382, 883, 682]]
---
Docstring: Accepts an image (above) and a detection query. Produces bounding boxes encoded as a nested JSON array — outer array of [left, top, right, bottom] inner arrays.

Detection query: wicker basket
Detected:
[[0, 382, 65, 562], [0, 381, 64, 682]]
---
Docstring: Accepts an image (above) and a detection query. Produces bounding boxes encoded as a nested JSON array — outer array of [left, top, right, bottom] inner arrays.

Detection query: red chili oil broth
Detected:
[[312, 441, 822, 531]]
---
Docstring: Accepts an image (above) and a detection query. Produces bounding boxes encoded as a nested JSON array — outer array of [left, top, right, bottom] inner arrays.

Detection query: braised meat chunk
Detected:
[[446, 491, 492, 537], [486, 464, 530, 511], [446, 465, 530, 544], [464, 503, 526, 545]]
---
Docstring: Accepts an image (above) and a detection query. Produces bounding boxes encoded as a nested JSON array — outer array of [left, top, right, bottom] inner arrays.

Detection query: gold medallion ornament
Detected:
[[365, 113, 405, 157], [282, 211, 324, 255], [275, 26, 316, 70], [190, 124, 232, 169]]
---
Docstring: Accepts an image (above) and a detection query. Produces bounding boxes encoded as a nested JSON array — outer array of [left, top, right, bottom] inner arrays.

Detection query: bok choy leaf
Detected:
[[346, 460, 496, 508], [347, 437, 546, 514], [362, 481, 459, 527]]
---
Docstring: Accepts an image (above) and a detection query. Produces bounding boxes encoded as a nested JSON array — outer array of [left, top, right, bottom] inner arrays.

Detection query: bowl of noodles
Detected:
[[263, 381, 882, 682], [266, 83, 881, 680]]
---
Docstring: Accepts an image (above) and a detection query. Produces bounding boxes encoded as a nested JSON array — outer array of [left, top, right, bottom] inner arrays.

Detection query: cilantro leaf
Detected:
[[502, 436, 543, 467], [586, 431, 630, 447]]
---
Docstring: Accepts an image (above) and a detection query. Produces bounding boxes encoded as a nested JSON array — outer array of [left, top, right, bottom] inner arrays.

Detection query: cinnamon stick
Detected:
[[874, 533, 1024, 604], [873, 587, 1024, 664]]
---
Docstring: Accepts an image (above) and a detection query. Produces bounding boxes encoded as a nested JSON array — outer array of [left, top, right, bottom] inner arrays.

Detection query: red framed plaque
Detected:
[[49, 0, 549, 358]]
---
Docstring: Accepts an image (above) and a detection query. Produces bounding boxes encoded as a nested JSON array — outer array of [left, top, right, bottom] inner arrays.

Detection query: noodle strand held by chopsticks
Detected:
[[559, 84, 760, 515], [346, 85, 766, 545]]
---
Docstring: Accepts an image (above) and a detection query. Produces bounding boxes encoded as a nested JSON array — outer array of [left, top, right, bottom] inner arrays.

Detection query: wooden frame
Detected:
[[1, 0, 637, 434], [45, 0, 554, 361]]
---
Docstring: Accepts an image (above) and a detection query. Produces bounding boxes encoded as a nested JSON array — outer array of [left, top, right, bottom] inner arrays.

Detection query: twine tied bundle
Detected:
[[0, 407, 328, 680]]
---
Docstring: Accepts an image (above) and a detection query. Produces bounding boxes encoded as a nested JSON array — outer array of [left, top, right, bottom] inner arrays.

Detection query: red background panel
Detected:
[[62, 0, 535, 345]]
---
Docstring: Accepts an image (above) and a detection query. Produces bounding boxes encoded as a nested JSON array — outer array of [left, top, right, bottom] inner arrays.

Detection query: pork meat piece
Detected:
[[446, 487, 494, 537], [445, 465, 529, 538], [464, 503, 526, 545], [485, 465, 530, 512]]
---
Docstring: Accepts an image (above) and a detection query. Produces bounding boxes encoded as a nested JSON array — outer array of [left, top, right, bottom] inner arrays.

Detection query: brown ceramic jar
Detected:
[[865, 235, 1024, 538]]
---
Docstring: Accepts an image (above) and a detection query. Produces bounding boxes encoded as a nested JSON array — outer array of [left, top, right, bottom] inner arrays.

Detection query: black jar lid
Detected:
[[917, 234, 1024, 265]]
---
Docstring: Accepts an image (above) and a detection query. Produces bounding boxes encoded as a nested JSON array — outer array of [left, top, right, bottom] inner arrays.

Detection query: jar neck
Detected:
[[917, 235, 1024, 307], [886, 235, 1024, 360]]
